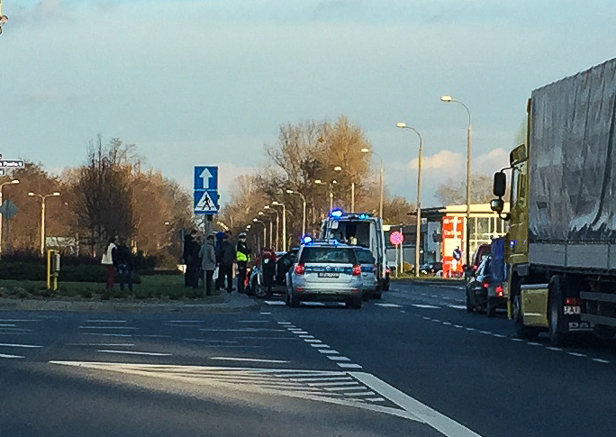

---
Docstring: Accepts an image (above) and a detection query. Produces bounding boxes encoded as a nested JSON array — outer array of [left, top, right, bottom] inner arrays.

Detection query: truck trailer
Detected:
[[491, 57, 616, 345]]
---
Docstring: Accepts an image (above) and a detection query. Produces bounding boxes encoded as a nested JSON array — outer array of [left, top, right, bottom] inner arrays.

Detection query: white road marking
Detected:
[[351, 372, 484, 437], [442, 322, 452, 326], [324, 385, 369, 392], [546, 347, 562, 351], [0, 319, 41, 322], [260, 312, 272, 315], [290, 377, 353, 382], [422, 316, 431, 320], [0, 328, 33, 333], [492, 334, 506, 338], [342, 391, 376, 397], [568, 352, 587, 357], [299, 335, 314, 338], [592, 358, 610, 364], [184, 339, 238, 343], [290, 331, 309, 334], [79, 326, 139, 330], [510, 338, 523, 342], [66, 343, 135, 347], [465, 327, 475, 331], [318, 349, 339, 354], [413, 304, 440, 309], [200, 328, 285, 333], [453, 325, 463, 328], [138, 335, 172, 338], [304, 339, 322, 343], [265, 301, 286, 306], [235, 337, 297, 341], [375, 303, 402, 308], [327, 356, 351, 362], [447, 305, 468, 310], [0, 324, 16, 327], [308, 381, 359, 387], [83, 333, 132, 337], [337, 363, 362, 369], [301, 302, 326, 306], [0, 343, 42, 348], [49, 363, 485, 435], [97, 350, 172, 357], [400, 310, 406, 314], [528, 342, 542, 346], [277, 321, 292, 325], [209, 357, 290, 364], [478, 331, 491, 335], [310, 343, 330, 348], [239, 320, 271, 323], [86, 320, 127, 323], [0, 353, 24, 359]]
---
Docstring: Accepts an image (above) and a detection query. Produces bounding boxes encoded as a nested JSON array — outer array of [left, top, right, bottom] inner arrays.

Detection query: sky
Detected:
[[1, 0, 615, 208]]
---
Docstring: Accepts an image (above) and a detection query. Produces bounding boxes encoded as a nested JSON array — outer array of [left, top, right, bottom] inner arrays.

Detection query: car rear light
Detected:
[[385, 268, 390, 275], [495, 284, 503, 297], [482, 280, 489, 289], [565, 297, 580, 306], [294, 263, 305, 275], [352, 265, 361, 276]]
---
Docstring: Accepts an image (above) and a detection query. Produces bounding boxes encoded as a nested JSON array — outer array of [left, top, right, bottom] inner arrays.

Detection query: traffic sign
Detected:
[[390, 231, 404, 245], [193, 166, 219, 215], [0, 200, 18, 220]]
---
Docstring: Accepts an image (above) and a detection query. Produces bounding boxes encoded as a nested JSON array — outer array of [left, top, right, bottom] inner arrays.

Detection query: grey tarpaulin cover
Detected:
[[529, 57, 616, 243]]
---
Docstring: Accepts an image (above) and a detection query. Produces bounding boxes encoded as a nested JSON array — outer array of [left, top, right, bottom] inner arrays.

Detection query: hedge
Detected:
[[0, 262, 141, 283]]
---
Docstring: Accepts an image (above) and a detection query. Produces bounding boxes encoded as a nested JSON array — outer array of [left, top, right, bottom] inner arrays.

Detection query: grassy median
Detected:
[[0, 275, 225, 303]]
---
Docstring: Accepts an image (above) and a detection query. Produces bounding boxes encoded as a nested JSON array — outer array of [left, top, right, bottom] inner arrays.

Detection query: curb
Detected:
[[0, 293, 261, 313]]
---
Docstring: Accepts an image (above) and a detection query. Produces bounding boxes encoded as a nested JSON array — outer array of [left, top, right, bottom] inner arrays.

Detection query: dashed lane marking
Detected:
[[568, 352, 587, 358], [375, 303, 403, 308], [318, 349, 340, 355], [412, 304, 440, 309], [337, 363, 363, 369], [79, 326, 139, 330], [97, 350, 173, 357], [0, 353, 24, 359], [86, 320, 127, 323], [593, 358, 611, 364], [327, 356, 352, 362], [0, 343, 42, 348], [265, 301, 286, 306], [66, 343, 135, 347]]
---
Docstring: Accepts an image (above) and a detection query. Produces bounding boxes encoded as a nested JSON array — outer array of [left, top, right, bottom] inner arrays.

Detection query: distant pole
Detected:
[[351, 182, 355, 213]]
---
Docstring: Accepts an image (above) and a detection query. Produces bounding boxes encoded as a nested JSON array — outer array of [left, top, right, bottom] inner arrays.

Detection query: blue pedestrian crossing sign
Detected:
[[193, 166, 219, 215]]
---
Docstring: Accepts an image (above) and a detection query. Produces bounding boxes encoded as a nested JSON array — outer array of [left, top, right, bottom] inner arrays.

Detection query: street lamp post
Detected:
[[396, 123, 423, 278], [28, 191, 61, 256], [252, 218, 267, 253], [0, 179, 19, 256], [272, 201, 286, 252], [334, 166, 356, 213], [315, 179, 337, 213], [286, 189, 307, 237], [360, 148, 384, 218], [264, 205, 279, 250], [441, 95, 472, 267]]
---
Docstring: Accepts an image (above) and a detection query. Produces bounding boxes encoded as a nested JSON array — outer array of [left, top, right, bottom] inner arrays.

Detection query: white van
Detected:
[[320, 210, 390, 297]]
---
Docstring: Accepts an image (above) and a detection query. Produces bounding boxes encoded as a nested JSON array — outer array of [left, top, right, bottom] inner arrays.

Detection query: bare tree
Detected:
[[435, 173, 496, 206]]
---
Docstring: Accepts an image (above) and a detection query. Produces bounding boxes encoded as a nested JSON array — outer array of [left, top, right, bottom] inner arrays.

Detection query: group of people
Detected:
[[183, 230, 252, 296], [101, 237, 134, 291]]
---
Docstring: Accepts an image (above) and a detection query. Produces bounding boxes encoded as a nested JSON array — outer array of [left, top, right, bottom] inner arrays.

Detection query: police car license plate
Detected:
[[318, 273, 339, 278]]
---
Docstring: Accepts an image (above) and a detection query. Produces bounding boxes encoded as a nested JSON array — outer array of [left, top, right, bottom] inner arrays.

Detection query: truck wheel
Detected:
[[513, 294, 539, 339], [549, 276, 569, 347], [486, 298, 496, 318]]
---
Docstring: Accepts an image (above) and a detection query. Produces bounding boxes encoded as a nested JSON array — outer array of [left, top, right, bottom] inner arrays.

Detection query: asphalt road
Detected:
[[1, 282, 615, 437]]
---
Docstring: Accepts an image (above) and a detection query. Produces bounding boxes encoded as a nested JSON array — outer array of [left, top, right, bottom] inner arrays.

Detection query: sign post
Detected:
[[390, 231, 404, 277]]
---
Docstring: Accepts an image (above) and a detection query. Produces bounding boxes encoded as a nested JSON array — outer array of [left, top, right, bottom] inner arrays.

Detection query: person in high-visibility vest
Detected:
[[236, 232, 252, 293]]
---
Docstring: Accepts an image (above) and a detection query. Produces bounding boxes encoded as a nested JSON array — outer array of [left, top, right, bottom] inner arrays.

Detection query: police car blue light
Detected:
[[330, 209, 343, 218], [302, 235, 313, 245]]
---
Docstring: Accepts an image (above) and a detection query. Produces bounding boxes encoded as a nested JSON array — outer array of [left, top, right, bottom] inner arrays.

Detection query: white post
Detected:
[[40, 198, 46, 256]]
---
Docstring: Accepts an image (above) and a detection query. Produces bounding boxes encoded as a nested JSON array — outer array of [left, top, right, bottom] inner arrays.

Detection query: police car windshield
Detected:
[[354, 249, 374, 264], [300, 247, 357, 264]]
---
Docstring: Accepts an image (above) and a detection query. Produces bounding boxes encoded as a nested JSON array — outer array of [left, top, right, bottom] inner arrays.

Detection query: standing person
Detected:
[[115, 237, 133, 292], [236, 232, 252, 293], [183, 230, 199, 287], [214, 231, 225, 290], [452, 246, 462, 277], [199, 234, 217, 296], [218, 233, 236, 293], [101, 237, 117, 289]]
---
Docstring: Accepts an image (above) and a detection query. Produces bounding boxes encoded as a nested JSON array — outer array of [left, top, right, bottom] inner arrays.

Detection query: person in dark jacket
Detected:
[[214, 231, 226, 290], [218, 233, 236, 293], [199, 234, 217, 296], [236, 232, 252, 293], [115, 237, 133, 292], [183, 230, 200, 287]]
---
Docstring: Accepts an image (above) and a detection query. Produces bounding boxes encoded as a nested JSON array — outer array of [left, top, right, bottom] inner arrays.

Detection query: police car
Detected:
[[286, 239, 363, 309], [353, 247, 379, 299]]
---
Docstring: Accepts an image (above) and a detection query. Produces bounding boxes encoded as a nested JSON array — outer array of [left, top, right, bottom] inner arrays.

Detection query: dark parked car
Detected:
[[420, 262, 442, 276], [249, 248, 299, 298], [465, 255, 506, 317]]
